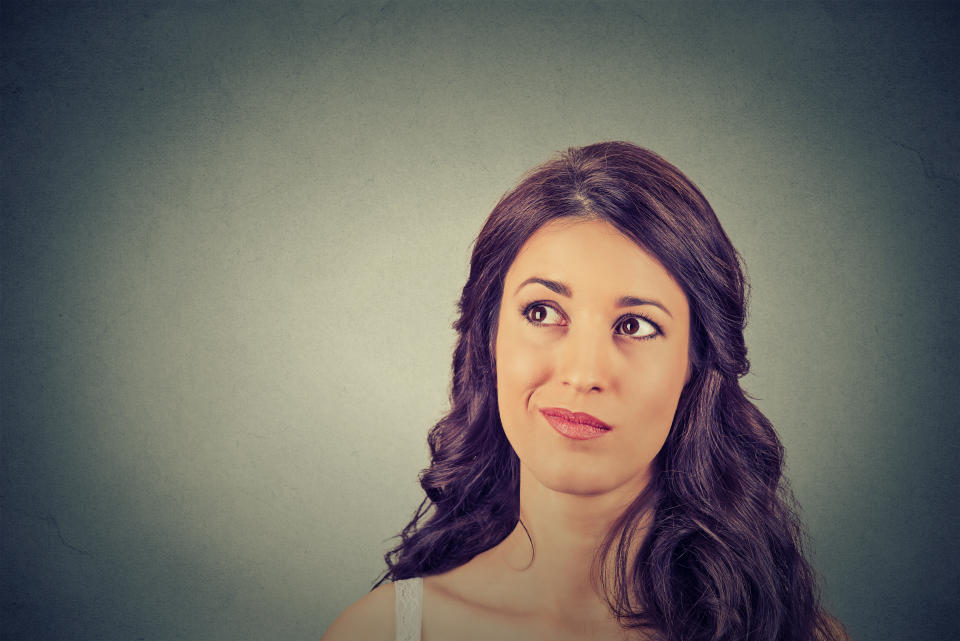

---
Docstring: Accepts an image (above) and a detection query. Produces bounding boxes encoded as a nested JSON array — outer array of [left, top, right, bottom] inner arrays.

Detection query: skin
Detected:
[[323, 218, 692, 641], [494, 217, 691, 500]]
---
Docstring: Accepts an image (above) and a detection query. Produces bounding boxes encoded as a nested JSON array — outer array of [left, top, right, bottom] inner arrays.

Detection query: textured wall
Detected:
[[2, 2, 957, 640]]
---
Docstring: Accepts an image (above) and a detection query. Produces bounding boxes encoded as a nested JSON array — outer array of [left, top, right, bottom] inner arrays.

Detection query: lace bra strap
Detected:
[[394, 577, 423, 641]]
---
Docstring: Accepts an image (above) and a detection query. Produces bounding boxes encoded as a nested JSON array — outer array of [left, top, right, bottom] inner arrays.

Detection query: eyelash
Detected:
[[519, 301, 662, 340]]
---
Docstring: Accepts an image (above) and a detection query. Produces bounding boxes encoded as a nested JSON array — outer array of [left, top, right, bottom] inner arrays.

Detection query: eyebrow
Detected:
[[514, 277, 674, 319]]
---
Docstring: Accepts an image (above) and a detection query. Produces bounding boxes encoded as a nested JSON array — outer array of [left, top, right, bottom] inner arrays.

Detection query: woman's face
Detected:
[[494, 218, 691, 497]]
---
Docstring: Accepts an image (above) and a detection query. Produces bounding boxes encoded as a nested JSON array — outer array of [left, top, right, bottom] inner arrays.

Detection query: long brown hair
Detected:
[[379, 142, 841, 641]]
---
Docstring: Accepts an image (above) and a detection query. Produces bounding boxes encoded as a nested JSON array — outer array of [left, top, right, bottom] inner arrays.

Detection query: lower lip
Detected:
[[540, 412, 611, 441]]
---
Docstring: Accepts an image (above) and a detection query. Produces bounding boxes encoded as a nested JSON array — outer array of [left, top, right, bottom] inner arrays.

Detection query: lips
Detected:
[[539, 407, 612, 441]]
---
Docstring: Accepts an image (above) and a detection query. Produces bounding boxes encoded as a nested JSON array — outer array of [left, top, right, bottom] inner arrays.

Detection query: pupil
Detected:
[[624, 319, 637, 333], [534, 307, 545, 321]]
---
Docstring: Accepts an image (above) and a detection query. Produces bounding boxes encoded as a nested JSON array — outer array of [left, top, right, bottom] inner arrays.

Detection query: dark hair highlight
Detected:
[[377, 142, 843, 641]]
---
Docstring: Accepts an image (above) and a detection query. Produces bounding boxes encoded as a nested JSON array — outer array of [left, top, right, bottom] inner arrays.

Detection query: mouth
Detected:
[[539, 407, 612, 441]]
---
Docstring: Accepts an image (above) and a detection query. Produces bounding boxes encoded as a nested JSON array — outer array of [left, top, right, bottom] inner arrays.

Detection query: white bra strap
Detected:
[[394, 577, 423, 641]]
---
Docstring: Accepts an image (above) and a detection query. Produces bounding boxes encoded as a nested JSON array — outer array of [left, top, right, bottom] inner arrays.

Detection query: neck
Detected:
[[493, 464, 653, 617]]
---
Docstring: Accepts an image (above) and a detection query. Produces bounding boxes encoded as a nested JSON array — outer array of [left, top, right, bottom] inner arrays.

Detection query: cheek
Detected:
[[494, 318, 550, 414], [625, 345, 689, 430]]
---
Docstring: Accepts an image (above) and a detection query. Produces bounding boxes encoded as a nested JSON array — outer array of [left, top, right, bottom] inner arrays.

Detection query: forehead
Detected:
[[505, 218, 687, 305]]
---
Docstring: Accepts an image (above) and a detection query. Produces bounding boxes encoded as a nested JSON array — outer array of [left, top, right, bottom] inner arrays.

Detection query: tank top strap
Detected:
[[394, 577, 423, 641]]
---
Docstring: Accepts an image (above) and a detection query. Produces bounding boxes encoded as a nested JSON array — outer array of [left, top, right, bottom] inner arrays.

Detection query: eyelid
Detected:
[[520, 300, 567, 326], [614, 313, 661, 339]]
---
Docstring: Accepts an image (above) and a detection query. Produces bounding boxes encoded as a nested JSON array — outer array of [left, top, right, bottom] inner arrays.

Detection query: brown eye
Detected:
[[617, 315, 657, 338], [524, 303, 563, 326]]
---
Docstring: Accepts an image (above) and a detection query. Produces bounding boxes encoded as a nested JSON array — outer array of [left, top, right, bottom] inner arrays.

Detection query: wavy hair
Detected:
[[378, 142, 841, 641]]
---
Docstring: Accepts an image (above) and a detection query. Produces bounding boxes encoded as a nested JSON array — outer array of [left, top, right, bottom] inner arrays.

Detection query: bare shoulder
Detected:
[[818, 613, 852, 641], [321, 582, 395, 641]]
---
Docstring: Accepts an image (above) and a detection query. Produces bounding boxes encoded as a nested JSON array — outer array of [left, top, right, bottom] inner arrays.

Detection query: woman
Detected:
[[324, 142, 847, 641]]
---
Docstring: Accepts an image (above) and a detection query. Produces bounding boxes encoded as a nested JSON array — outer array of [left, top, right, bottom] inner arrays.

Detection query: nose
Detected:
[[555, 324, 612, 394]]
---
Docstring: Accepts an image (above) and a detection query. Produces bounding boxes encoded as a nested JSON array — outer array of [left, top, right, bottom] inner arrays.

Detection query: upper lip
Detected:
[[538, 407, 612, 430]]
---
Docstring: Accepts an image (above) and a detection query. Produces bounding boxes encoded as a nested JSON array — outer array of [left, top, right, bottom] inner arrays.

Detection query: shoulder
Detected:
[[817, 613, 851, 641], [321, 582, 396, 641]]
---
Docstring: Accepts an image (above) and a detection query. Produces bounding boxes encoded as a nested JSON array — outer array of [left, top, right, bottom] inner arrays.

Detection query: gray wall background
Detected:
[[2, 2, 957, 640]]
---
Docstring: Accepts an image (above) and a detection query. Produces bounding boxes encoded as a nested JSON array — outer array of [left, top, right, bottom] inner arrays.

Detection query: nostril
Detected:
[[561, 378, 603, 393]]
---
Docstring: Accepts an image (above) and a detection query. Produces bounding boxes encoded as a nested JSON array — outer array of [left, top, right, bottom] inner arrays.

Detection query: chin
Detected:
[[530, 458, 644, 497]]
